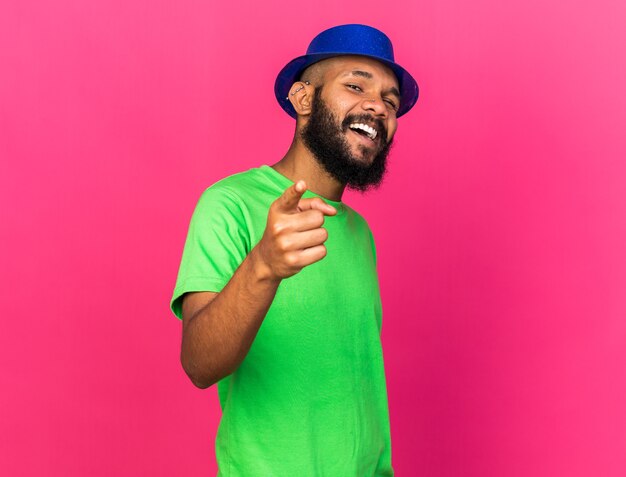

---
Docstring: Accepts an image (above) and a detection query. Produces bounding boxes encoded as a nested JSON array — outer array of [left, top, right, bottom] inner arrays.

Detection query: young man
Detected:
[[171, 24, 419, 476]]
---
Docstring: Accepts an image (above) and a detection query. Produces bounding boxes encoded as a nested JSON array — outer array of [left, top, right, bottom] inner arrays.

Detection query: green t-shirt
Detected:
[[171, 165, 393, 476]]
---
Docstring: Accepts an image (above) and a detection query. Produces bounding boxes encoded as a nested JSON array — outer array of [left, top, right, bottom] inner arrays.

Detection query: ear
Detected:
[[288, 81, 314, 117]]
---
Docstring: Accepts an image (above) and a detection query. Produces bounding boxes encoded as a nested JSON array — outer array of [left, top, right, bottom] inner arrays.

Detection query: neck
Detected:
[[271, 136, 346, 202]]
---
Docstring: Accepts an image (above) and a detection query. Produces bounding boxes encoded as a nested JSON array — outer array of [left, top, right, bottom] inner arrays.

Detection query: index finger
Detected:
[[275, 180, 307, 212]]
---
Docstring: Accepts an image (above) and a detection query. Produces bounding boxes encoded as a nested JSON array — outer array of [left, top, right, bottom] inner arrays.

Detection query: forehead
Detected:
[[321, 56, 399, 88]]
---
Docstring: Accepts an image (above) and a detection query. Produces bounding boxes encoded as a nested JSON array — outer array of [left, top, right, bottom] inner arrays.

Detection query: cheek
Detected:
[[328, 94, 360, 116]]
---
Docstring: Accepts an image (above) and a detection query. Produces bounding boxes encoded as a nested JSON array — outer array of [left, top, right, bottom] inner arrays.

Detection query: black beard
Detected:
[[300, 87, 394, 192]]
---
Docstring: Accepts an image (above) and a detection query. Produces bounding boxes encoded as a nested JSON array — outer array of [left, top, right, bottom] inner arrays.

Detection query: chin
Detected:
[[353, 147, 378, 164]]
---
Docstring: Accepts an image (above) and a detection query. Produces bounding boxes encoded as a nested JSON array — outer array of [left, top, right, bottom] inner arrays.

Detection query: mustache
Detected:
[[341, 114, 388, 144]]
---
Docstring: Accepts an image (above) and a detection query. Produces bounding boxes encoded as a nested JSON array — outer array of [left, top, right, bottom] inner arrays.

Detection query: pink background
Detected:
[[1, 1, 625, 475]]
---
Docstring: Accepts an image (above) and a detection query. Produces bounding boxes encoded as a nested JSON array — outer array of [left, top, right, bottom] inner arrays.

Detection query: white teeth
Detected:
[[349, 122, 378, 140]]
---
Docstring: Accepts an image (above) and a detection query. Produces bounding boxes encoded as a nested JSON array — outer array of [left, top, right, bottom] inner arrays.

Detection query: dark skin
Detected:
[[180, 56, 400, 388]]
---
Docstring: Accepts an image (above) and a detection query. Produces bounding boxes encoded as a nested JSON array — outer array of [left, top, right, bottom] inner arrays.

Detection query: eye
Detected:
[[347, 84, 363, 92], [384, 99, 398, 111]]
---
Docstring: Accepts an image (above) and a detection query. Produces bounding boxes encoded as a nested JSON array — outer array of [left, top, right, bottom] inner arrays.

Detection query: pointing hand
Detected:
[[254, 180, 337, 280]]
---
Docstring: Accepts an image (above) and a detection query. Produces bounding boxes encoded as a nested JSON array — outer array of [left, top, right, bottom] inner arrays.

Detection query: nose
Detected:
[[362, 97, 388, 117]]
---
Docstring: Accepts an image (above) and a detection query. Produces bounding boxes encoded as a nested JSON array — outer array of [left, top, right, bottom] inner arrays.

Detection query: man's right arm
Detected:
[[180, 180, 336, 389]]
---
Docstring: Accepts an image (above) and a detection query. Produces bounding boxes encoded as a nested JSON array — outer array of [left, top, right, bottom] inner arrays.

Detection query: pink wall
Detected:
[[2, 1, 625, 475]]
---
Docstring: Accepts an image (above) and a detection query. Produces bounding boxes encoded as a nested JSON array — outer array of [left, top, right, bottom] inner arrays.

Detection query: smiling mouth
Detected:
[[348, 129, 377, 150], [348, 122, 378, 141]]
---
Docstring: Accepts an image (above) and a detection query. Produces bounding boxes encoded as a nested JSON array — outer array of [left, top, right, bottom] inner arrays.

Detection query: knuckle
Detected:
[[312, 210, 324, 226], [270, 221, 286, 236], [276, 235, 292, 251], [284, 252, 298, 268]]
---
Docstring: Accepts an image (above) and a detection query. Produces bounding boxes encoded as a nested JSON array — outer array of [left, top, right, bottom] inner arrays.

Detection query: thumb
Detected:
[[276, 180, 307, 212]]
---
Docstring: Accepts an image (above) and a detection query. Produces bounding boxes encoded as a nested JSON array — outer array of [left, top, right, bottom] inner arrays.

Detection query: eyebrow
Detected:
[[342, 70, 401, 99]]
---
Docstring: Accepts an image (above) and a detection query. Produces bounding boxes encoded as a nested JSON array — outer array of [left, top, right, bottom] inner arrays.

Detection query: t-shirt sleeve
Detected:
[[170, 185, 251, 320]]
